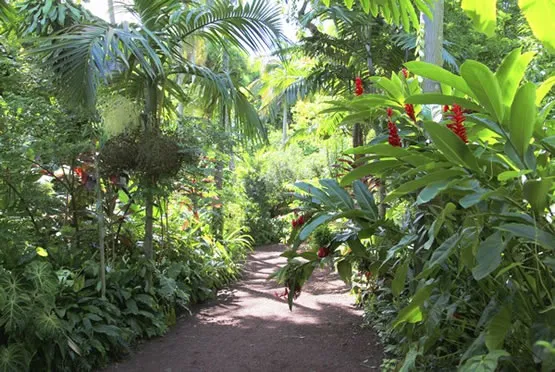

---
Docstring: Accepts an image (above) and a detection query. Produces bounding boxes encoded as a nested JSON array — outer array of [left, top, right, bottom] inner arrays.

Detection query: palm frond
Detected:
[[164, 0, 284, 53], [32, 23, 166, 108], [0, 0, 13, 24]]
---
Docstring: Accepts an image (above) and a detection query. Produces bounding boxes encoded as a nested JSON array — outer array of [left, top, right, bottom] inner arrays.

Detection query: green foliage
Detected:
[[276, 49, 554, 371]]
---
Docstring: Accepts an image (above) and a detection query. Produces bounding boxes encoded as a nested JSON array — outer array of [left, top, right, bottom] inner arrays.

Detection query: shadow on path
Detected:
[[105, 244, 383, 372]]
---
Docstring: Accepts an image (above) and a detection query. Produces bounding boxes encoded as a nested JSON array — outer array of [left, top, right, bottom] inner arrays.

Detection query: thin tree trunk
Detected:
[[420, 0, 444, 93], [365, 35, 387, 219], [94, 152, 106, 299], [107, 0, 116, 24], [142, 81, 158, 290], [213, 51, 229, 239], [282, 100, 288, 145]]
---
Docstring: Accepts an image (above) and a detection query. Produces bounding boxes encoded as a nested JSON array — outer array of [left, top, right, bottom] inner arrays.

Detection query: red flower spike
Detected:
[[317, 247, 330, 258], [404, 103, 416, 122], [355, 77, 364, 96], [297, 215, 305, 226], [365, 271, 372, 280], [388, 120, 402, 147], [401, 68, 409, 78], [292, 219, 297, 228], [443, 105, 450, 113], [386, 107, 393, 118], [449, 104, 468, 143]]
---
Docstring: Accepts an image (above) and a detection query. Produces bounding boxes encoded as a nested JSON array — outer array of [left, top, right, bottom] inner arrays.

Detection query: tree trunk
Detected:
[[94, 151, 106, 299], [142, 81, 158, 290], [282, 100, 288, 145], [212, 51, 229, 239], [365, 35, 387, 219], [420, 0, 444, 93], [107, 0, 116, 24]]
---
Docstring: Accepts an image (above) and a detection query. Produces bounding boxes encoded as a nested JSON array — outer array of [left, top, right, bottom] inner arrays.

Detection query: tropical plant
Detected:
[[276, 49, 555, 370]]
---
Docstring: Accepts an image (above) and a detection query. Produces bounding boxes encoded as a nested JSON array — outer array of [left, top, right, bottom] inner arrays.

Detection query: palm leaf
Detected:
[[32, 23, 166, 108]]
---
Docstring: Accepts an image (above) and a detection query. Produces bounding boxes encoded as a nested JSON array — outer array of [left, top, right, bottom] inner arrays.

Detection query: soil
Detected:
[[105, 244, 384, 372]]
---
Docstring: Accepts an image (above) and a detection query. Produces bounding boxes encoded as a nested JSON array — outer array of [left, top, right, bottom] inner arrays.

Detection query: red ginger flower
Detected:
[[402, 68, 409, 78], [387, 107, 393, 118], [355, 77, 364, 96], [317, 247, 330, 258], [443, 105, 450, 113], [404, 103, 416, 122], [388, 120, 402, 147], [448, 104, 468, 143]]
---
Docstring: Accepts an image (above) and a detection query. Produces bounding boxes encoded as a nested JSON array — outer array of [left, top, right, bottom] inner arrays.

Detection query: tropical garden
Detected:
[[0, 0, 553, 371]]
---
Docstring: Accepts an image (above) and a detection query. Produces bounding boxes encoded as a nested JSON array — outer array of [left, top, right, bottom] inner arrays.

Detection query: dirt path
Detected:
[[106, 244, 383, 372]]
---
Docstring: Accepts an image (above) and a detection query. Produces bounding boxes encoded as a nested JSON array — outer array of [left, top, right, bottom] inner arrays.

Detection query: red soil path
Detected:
[[105, 244, 383, 372]]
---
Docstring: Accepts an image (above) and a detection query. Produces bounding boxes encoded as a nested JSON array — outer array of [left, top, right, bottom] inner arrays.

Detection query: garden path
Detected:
[[105, 244, 383, 372]]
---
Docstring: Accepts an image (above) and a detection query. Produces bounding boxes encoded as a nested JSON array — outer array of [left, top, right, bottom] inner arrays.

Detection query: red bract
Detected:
[[402, 68, 409, 78], [317, 247, 330, 258], [292, 219, 298, 228], [297, 215, 305, 226], [386, 107, 393, 118], [443, 105, 450, 113], [355, 77, 364, 96], [388, 120, 402, 147], [365, 271, 372, 280], [404, 103, 416, 122], [448, 104, 468, 143]]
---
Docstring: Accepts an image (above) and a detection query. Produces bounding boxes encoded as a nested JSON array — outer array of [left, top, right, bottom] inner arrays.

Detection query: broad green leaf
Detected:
[[461, 60, 505, 123], [417, 179, 455, 204], [509, 82, 536, 156], [392, 260, 409, 297], [295, 181, 333, 205], [519, 0, 555, 53], [425, 234, 461, 270], [466, 114, 505, 137], [347, 239, 367, 258], [460, 350, 510, 372], [36, 247, 48, 257], [495, 49, 535, 109], [541, 136, 555, 153], [369, 76, 404, 102], [344, 0, 354, 8], [472, 232, 506, 280], [405, 94, 483, 113], [497, 169, 532, 182], [298, 213, 336, 241], [360, 0, 370, 13], [392, 284, 433, 328], [320, 179, 354, 210], [353, 180, 378, 219], [399, 345, 420, 372], [340, 160, 403, 186], [523, 178, 553, 214], [322, 0, 331, 6], [337, 259, 352, 284], [486, 307, 511, 351], [536, 76, 555, 105], [404, 61, 475, 98], [424, 121, 480, 171], [461, 0, 496, 37], [384, 169, 465, 203], [496, 224, 555, 250]]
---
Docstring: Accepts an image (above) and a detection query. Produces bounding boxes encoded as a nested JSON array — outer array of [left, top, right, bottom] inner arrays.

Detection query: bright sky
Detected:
[[83, 1, 297, 40]]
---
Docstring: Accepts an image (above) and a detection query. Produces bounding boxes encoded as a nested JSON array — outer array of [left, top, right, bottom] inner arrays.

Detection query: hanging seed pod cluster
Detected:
[[100, 131, 199, 180]]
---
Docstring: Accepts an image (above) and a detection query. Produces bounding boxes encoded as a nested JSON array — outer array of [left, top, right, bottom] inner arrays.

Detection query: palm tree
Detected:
[[252, 55, 313, 145], [29, 0, 284, 289]]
